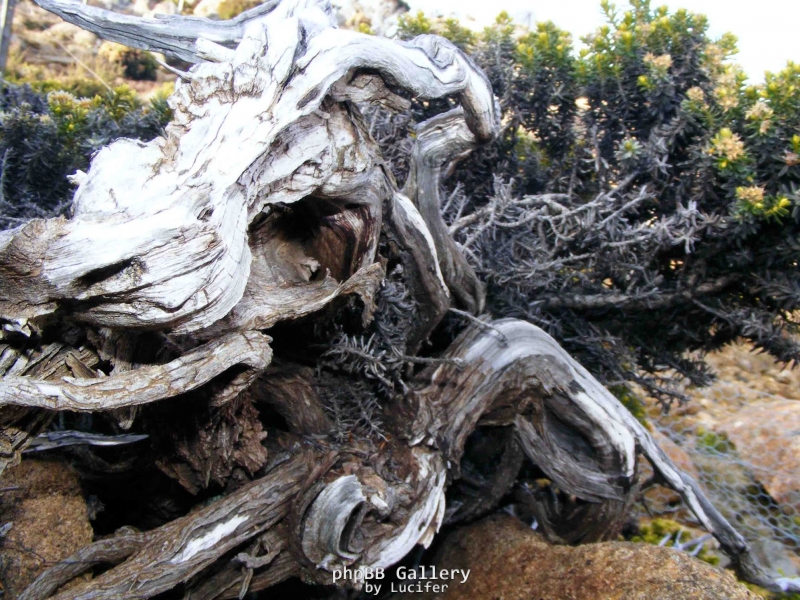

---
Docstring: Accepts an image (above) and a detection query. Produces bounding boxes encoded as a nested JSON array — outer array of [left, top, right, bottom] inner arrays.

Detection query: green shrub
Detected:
[[609, 385, 649, 426], [398, 10, 477, 52], [397, 11, 432, 37], [631, 518, 719, 565], [0, 83, 173, 229], [387, 0, 800, 407], [99, 42, 159, 81], [695, 429, 735, 454], [16, 77, 111, 100]]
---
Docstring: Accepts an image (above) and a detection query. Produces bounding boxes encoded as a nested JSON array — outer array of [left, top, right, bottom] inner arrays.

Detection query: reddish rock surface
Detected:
[[393, 514, 758, 600], [718, 398, 800, 512], [0, 458, 94, 598]]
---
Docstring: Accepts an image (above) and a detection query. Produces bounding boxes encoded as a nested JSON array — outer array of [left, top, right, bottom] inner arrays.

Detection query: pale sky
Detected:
[[403, 0, 800, 83]]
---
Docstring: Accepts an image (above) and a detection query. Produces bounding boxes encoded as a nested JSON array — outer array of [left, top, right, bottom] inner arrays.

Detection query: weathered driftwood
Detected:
[[17, 321, 782, 596], [32, 0, 283, 63], [0, 0, 793, 596], [0, 341, 102, 472], [0, 332, 272, 411], [403, 107, 487, 315], [409, 319, 775, 587]]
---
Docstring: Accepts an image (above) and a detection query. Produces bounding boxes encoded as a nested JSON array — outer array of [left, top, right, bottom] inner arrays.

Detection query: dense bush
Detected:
[[98, 42, 159, 81], [384, 0, 800, 406], [0, 83, 173, 229]]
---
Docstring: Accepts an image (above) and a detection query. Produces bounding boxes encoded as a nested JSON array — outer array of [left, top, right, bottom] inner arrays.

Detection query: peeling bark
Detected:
[[152, 393, 269, 494], [43, 451, 312, 599]]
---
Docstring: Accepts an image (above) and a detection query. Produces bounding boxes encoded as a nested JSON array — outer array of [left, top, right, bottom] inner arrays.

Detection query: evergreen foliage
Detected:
[[0, 83, 173, 230], [386, 0, 800, 407]]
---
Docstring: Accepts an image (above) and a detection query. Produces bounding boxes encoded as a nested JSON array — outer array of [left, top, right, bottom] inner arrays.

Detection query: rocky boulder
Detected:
[[393, 514, 758, 600], [718, 398, 800, 512], [0, 458, 94, 597]]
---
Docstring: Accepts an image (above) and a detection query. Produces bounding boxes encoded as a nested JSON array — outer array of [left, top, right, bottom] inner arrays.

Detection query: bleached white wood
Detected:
[[302, 474, 367, 567], [0, 332, 272, 411], [301, 448, 447, 573], [32, 0, 285, 63], [3, 0, 495, 336], [365, 449, 447, 568]]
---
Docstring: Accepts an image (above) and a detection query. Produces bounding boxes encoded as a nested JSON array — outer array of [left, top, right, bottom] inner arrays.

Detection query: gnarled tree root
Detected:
[[0, 332, 273, 412], [409, 319, 783, 591], [23, 320, 789, 597]]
